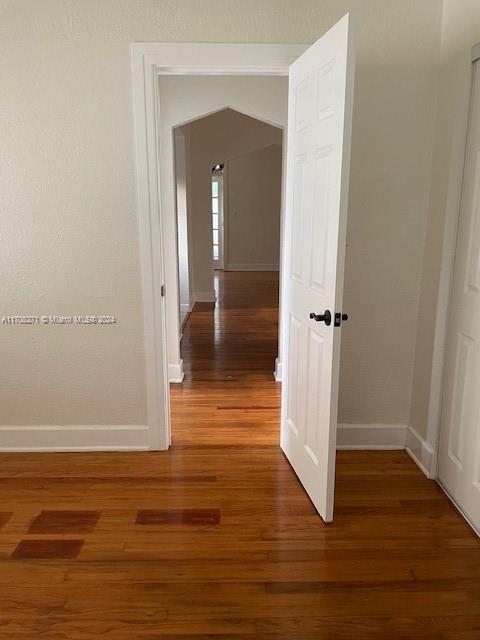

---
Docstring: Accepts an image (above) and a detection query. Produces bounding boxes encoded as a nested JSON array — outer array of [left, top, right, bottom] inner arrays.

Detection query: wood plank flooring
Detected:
[[172, 271, 281, 446], [0, 271, 479, 638]]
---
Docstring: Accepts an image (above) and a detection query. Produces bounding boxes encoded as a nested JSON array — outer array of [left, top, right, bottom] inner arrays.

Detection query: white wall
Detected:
[[410, 0, 480, 441], [0, 0, 443, 434], [226, 143, 282, 270], [158, 78, 288, 371]]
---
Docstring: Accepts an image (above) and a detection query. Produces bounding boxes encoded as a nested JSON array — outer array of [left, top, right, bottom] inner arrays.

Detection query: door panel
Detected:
[[280, 14, 354, 522], [466, 150, 480, 292], [438, 61, 480, 532], [447, 333, 472, 468], [286, 314, 303, 435], [310, 149, 331, 293], [290, 156, 307, 282], [304, 328, 325, 463]]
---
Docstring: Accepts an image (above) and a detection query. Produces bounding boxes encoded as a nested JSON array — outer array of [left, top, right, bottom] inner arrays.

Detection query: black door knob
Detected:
[[309, 310, 332, 326]]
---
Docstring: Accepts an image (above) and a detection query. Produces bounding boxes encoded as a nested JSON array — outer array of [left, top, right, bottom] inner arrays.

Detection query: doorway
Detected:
[[157, 74, 290, 385], [171, 107, 284, 446]]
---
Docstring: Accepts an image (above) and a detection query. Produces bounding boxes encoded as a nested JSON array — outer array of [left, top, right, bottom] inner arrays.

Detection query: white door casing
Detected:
[[280, 14, 354, 522], [438, 61, 480, 533], [132, 43, 307, 448], [175, 131, 192, 321]]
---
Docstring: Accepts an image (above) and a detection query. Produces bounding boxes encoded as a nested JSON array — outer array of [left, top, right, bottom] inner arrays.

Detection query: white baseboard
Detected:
[[406, 425, 436, 478], [168, 360, 184, 383], [0, 424, 150, 452], [274, 358, 282, 382], [0, 419, 437, 478], [180, 301, 193, 331], [193, 291, 216, 303], [180, 302, 192, 313], [226, 263, 279, 272], [337, 423, 408, 449], [337, 423, 435, 479]]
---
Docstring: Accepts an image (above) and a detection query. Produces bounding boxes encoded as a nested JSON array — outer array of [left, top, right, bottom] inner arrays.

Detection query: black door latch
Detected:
[[334, 312, 349, 327], [309, 310, 349, 327]]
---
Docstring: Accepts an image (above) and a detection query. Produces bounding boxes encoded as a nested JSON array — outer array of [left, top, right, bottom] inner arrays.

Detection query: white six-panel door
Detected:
[[280, 14, 354, 523], [438, 61, 480, 532]]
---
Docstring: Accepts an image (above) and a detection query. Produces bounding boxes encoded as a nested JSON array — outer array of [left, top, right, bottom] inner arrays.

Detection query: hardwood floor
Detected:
[[0, 271, 479, 638], [172, 271, 281, 446]]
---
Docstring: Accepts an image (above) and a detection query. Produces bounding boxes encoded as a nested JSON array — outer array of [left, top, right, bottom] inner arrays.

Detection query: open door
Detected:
[[280, 14, 354, 522]]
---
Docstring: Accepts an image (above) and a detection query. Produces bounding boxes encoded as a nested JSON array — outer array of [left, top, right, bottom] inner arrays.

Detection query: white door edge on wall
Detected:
[[436, 57, 480, 534], [423, 41, 480, 480]]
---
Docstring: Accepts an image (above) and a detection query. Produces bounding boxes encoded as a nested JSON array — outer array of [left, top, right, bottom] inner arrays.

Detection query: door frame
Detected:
[[425, 43, 480, 478], [132, 43, 307, 449]]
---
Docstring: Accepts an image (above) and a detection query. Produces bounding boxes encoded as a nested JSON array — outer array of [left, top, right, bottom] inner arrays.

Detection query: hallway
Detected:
[[171, 271, 280, 446], [0, 272, 479, 637]]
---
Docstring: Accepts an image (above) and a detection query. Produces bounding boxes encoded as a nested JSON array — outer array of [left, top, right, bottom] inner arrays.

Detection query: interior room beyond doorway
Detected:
[[157, 74, 289, 386], [171, 106, 284, 445]]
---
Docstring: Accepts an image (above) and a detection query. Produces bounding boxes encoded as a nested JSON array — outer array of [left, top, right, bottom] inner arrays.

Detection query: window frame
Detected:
[[211, 173, 225, 269]]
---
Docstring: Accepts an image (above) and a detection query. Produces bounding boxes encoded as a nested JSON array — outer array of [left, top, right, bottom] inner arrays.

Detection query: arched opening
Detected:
[[171, 106, 285, 446]]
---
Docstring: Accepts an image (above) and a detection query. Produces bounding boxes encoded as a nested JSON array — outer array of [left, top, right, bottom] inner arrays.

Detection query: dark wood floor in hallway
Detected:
[[172, 271, 281, 446], [0, 271, 479, 639]]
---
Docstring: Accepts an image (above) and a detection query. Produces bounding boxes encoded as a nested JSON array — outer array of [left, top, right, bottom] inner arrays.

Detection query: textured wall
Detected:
[[0, 0, 442, 427]]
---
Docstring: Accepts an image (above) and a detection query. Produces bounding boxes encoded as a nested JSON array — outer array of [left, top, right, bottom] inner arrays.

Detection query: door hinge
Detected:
[[161, 285, 166, 297]]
